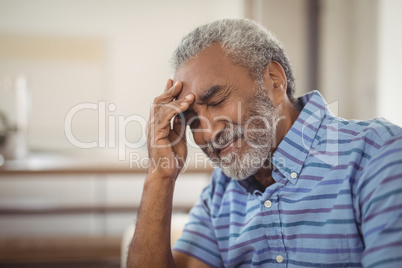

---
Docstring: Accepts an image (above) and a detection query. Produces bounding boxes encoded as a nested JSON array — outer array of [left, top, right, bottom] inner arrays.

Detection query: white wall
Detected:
[[247, 0, 311, 96], [318, 0, 378, 120], [319, 0, 402, 124], [377, 0, 402, 127]]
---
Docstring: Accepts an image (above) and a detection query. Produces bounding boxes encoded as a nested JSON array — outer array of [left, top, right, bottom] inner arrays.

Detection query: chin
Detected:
[[218, 145, 272, 180], [221, 165, 258, 180], [219, 155, 262, 180]]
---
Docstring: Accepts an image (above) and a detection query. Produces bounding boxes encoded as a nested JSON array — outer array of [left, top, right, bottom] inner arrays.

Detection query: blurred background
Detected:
[[0, 0, 401, 267]]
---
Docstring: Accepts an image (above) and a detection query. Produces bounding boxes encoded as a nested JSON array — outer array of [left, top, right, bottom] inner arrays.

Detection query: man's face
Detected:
[[174, 45, 279, 180]]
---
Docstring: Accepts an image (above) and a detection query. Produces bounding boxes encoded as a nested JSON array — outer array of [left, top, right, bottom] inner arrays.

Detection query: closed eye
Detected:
[[208, 94, 230, 107], [200, 84, 235, 107]]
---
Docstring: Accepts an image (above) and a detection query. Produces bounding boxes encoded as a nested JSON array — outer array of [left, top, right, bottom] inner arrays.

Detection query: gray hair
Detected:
[[170, 18, 296, 102]]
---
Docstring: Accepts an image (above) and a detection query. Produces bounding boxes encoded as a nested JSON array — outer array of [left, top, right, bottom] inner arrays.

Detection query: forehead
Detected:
[[173, 44, 253, 100]]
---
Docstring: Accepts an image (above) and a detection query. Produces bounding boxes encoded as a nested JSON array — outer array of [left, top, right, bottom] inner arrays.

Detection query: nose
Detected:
[[191, 111, 225, 146], [198, 115, 214, 142]]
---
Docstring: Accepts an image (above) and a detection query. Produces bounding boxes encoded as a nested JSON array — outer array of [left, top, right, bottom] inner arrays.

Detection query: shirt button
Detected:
[[276, 255, 284, 263], [264, 200, 272, 208], [290, 172, 298, 179]]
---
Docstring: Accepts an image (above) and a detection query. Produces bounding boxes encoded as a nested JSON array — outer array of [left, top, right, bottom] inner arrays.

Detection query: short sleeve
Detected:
[[173, 170, 224, 268], [357, 133, 402, 267]]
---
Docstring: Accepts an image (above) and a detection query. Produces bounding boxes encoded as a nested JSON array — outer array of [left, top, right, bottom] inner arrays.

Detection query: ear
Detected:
[[263, 61, 287, 107]]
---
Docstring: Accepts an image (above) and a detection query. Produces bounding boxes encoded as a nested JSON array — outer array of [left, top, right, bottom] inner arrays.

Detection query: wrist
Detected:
[[147, 165, 179, 181], [145, 172, 177, 186], [143, 173, 176, 204]]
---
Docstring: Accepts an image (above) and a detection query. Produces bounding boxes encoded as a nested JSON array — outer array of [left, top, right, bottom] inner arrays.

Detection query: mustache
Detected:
[[204, 125, 244, 155]]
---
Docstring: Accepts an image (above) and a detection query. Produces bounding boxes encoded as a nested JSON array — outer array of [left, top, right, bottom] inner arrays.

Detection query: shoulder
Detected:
[[335, 117, 402, 169], [358, 118, 402, 172], [319, 116, 402, 165], [335, 117, 402, 144], [349, 118, 402, 201]]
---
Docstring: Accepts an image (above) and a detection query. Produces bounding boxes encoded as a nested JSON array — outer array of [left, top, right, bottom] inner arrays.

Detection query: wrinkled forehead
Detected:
[[172, 44, 246, 101]]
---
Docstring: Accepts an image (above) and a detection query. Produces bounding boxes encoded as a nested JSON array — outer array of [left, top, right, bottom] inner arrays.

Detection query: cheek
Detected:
[[213, 104, 244, 125], [190, 131, 207, 147]]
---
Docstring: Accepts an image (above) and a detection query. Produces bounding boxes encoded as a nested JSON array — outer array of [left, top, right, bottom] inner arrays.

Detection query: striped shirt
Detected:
[[173, 90, 402, 267]]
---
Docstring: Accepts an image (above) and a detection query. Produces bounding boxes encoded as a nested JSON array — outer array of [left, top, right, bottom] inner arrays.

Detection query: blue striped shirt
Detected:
[[173, 91, 402, 267]]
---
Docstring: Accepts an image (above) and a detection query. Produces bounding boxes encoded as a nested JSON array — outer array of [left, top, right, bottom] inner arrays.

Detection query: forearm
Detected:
[[127, 79, 194, 267], [127, 174, 176, 268]]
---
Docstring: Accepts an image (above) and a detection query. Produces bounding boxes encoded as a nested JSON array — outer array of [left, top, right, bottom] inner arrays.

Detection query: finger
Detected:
[[149, 96, 194, 146], [165, 79, 173, 92], [170, 114, 188, 163], [153, 81, 183, 104], [152, 94, 194, 129], [149, 80, 176, 121], [172, 112, 186, 141], [170, 132, 187, 169], [150, 81, 182, 122]]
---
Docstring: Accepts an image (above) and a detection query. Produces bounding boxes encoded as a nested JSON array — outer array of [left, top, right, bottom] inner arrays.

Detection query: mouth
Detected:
[[217, 137, 240, 156]]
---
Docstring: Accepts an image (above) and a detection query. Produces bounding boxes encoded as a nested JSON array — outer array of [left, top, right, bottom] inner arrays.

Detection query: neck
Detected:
[[253, 165, 275, 190]]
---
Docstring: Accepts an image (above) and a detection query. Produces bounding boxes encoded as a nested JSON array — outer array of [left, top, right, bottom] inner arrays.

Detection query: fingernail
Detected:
[[185, 94, 192, 100]]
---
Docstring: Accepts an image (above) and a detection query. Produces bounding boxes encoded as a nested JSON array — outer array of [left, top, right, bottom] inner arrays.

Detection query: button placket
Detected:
[[261, 194, 287, 265]]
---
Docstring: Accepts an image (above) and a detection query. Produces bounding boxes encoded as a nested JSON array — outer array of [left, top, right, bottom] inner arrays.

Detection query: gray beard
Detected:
[[203, 90, 279, 180]]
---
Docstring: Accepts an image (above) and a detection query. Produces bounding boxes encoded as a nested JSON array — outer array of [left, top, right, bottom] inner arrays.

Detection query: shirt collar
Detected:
[[270, 90, 328, 185]]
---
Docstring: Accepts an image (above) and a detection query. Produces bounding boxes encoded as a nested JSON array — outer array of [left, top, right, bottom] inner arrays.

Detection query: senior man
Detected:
[[127, 19, 402, 267]]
